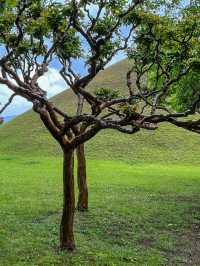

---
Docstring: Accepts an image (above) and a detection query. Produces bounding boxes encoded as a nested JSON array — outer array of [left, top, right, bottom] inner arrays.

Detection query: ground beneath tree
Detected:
[[1, 158, 200, 265]]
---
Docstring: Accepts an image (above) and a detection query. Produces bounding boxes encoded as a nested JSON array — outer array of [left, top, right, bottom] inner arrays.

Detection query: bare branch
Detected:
[[0, 93, 17, 114]]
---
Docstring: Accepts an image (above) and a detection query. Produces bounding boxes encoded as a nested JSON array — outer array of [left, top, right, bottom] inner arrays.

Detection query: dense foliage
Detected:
[[127, 3, 200, 115]]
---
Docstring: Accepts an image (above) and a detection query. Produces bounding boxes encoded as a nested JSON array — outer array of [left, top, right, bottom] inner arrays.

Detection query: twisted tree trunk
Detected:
[[76, 144, 88, 211], [60, 149, 75, 251]]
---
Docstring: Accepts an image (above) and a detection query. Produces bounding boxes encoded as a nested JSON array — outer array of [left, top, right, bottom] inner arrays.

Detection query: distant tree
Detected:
[[0, 0, 198, 252]]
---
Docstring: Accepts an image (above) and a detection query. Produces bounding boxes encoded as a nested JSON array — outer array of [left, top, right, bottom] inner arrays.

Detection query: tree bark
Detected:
[[60, 149, 75, 251], [76, 144, 88, 211]]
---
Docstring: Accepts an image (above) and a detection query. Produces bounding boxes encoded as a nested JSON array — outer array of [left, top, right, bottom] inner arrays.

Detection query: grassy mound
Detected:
[[0, 59, 200, 164]]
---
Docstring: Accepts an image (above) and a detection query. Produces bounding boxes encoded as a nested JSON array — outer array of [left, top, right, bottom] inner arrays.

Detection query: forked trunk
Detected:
[[60, 149, 75, 251], [76, 144, 88, 211]]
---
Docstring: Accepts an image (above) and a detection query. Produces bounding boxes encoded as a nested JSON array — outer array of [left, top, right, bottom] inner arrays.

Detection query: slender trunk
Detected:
[[76, 144, 88, 211], [60, 149, 75, 251]]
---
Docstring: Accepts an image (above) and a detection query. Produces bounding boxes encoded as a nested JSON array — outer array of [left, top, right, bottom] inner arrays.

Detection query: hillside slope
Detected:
[[0, 59, 200, 164]]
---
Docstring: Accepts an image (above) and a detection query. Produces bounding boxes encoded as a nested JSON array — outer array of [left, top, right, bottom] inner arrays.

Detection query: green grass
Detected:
[[0, 156, 200, 265]]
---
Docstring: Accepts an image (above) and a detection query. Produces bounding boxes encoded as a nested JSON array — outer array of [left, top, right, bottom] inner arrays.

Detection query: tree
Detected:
[[68, 0, 183, 213], [0, 0, 198, 252]]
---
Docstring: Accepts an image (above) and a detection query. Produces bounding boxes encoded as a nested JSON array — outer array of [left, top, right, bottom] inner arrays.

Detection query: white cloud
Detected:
[[0, 68, 67, 117], [39, 68, 67, 98]]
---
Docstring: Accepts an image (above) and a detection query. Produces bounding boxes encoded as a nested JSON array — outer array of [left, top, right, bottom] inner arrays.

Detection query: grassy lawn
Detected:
[[0, 156, 200, 265]]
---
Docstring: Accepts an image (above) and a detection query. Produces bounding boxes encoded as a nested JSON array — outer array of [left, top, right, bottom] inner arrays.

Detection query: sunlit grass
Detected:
[[0, 157, 200, 265]]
